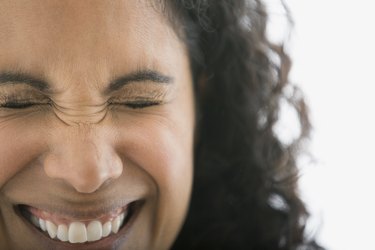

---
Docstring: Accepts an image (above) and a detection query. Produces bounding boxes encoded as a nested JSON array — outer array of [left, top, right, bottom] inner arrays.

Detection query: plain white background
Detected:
[[266, 0, 375, 249]]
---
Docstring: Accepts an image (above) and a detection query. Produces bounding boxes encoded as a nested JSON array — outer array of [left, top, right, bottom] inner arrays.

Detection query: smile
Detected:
[[17, 202, 138, 245]]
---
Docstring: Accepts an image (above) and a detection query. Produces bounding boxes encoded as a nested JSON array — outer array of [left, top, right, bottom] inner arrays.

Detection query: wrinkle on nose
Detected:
[[43, 135, 123, 193], [52, 101, 109, 125]]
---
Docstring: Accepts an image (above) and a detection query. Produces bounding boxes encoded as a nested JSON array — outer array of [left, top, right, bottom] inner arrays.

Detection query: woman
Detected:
[[0, 0, 323, 249]]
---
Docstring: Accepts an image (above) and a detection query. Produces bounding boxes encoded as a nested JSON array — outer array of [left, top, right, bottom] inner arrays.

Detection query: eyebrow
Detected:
[[106, 70, 173, 94], [0, 70, 173, 94], [0, 72, 50, 92]]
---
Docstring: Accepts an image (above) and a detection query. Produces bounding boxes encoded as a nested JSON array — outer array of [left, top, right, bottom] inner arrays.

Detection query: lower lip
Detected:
[[15, 202, 142, 250]]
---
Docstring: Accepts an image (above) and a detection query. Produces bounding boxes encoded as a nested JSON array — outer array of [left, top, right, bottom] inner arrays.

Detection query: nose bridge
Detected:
[[52, 100, 109, 126], [43, 123, 123, 193]]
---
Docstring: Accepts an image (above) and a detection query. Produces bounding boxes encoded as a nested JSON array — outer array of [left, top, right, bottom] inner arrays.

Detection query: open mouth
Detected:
[[16, 201, 139, 245]]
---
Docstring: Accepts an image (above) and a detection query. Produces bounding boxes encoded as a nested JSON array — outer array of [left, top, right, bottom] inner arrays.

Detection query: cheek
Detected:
[[113, 80, 195, 198], [115, 114, 194, 195], [0, 115, 47, 188], [113, 112, 194, 241]]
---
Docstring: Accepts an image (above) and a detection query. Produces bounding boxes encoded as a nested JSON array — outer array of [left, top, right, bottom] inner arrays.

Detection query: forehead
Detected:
[[0, 0, 184, 86]]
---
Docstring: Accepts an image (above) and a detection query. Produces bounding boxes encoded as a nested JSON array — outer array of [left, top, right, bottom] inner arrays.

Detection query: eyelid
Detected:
[[0, 89, 49, 100], [108, 99, 163, 109], [0, 100, 51, 109], [0, 93, 51, 109], [0, 95, 50, 103], [109, 83, 170, 99]]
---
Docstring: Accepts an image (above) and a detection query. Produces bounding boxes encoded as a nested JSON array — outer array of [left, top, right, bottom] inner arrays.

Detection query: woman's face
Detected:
[[0, 1, 194, 249]]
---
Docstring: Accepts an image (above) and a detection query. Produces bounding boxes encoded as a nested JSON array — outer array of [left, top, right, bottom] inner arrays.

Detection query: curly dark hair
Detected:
[[157, 0, 325, 249]]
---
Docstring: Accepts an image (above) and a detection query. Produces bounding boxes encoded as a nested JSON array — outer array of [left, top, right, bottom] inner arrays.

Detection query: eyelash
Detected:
[[0, 100, 50, 109], [114, 100, 161, 109], [0, 99, 161, 110]]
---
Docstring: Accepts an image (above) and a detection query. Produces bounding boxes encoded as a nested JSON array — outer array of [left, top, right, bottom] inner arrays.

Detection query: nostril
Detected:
[[70, 175, 102, 194], [42, 140, 123, 193], [110, 160, 123, 179], [67, 166, 121, 194], [44, 158, 123, 194]]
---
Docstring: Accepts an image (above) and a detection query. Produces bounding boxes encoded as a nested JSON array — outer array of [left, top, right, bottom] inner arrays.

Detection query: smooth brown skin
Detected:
[[0, 1, 194, 249]]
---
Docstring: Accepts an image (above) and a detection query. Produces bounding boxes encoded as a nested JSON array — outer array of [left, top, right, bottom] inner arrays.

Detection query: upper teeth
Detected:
[[30, 211, 127, 243]]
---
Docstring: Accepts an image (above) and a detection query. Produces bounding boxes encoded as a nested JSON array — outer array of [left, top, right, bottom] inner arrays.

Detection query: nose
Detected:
[[43, 128, 123, 193]]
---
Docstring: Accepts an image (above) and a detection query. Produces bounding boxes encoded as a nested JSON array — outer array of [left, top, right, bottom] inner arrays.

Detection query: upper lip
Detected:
[[17, 199, 134, 221]]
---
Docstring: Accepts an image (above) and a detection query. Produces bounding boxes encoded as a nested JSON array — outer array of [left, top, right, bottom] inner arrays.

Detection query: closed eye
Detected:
[[0, 100, 51, 109], [111, 100, 162, 109]]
